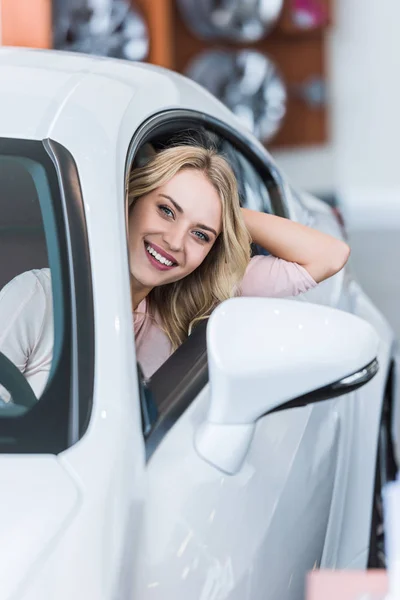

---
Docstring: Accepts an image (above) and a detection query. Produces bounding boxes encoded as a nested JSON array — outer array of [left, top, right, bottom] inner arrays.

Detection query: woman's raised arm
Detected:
[[241, 208, 350, 283]]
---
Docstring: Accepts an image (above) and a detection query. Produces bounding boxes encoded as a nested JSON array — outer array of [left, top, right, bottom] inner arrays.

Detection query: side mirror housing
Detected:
[[196, 297, 379, 474]]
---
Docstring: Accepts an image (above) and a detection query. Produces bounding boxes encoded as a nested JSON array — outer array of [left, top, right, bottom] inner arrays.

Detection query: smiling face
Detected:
[[128, 169, 223, 298]]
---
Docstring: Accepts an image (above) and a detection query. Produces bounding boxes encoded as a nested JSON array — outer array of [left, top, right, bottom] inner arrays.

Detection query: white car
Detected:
[[0, 48, 397, 600]]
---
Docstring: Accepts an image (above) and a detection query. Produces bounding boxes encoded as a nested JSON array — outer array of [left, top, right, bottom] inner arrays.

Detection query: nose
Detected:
[[163, 225, 185, 253]]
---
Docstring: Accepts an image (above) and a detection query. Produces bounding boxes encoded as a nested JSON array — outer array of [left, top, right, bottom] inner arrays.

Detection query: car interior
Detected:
[[0, 157, 50, 412], [0, 158, 49, 291]]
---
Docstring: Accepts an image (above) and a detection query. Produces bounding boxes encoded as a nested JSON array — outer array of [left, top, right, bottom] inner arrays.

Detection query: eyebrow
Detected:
[[158, 193, 218, 237]]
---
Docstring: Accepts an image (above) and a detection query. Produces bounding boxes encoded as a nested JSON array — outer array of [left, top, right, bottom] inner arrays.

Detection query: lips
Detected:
[[147, 241, 177, 265], [144, 241, 178, 272]]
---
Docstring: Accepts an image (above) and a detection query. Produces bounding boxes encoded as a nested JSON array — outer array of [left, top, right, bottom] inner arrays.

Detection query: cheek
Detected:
[[185, 243, 213, 272], [129, 202, 150, 240]]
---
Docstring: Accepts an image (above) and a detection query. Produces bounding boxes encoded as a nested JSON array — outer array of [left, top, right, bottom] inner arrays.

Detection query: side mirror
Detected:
[[196, 297, 379, 474]]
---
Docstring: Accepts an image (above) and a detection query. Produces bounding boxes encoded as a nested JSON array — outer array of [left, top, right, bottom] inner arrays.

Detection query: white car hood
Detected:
[[0, 455, 79, 600]]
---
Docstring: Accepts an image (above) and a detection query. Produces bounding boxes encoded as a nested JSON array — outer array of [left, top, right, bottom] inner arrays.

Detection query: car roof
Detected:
[[0, 47, 234, 140], [0, 46, 189, 85]]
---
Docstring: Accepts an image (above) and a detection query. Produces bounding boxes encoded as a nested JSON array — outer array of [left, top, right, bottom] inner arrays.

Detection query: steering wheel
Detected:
[[0, 351, 37, 409]]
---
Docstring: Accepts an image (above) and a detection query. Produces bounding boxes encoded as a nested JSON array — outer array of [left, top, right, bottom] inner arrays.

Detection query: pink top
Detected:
[[306, 570, 387, 600], [0, 256, 316, 400], [134, 255, 316, 378]]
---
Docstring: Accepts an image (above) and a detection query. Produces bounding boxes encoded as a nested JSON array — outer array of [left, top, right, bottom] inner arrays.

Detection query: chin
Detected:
[[131, 271, 156, 289], [131, 268, 170, 289]]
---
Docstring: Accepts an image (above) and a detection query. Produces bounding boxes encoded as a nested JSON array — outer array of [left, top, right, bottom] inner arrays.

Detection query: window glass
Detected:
[[0, 139, 93, 453], [290, 187, 314, 226], [0, 155, 54, 408], [229, 147, 273, 214], [127, 123, 282, 445], [0, 159, 49, 290], [219, 139, 273, 256]]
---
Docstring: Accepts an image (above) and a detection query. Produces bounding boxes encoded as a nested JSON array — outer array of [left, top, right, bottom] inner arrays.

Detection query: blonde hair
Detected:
[[127, 145, 251, 350]]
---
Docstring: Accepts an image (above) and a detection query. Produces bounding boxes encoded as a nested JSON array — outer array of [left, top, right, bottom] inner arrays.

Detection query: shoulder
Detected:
[[0, 269, 52, 327], [0, 268, 51, 300], [240, 255, 317, 298], [0, 269, 53, 362], [30, 268, 52, 301]]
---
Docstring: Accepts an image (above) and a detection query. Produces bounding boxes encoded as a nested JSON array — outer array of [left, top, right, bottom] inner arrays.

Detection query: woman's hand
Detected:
[[241, 207, 350, 283]]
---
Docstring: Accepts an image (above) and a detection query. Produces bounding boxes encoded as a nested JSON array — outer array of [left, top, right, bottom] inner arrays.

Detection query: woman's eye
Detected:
[[159, 205, 174, 218], [193, 230, 209, 242]]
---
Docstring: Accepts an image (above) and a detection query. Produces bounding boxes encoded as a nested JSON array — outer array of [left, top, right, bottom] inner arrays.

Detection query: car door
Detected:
[[286, 187, 396, 568], [128, 114, 342, 600], [232, 149, 360, 572]]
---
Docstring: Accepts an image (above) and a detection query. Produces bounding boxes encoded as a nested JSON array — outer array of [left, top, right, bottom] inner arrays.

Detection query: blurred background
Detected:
[[1, 0, 399, 336]]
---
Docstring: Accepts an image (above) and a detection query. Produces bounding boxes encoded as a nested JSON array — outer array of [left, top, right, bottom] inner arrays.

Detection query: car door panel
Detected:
[[138, 385, 339, 600], [331, 280, 394, 568], [289, 185, 395, 568], [249, 402, 340, 599]]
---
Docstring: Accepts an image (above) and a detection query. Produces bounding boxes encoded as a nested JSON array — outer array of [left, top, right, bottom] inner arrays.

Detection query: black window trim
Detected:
[[0, 138, 94, 453], [125, 109, 290, 219], [124, 108, 290, 459], [145, 321, 208, 460], [45, 139, 95, 444]]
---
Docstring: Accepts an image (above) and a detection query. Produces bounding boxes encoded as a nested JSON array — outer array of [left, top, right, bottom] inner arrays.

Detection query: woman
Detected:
[[128, 144, 349, 377], [0, 144, 350, 400]]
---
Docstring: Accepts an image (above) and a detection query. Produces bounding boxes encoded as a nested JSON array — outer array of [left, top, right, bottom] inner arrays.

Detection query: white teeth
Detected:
[[146, 244, 174, 267]]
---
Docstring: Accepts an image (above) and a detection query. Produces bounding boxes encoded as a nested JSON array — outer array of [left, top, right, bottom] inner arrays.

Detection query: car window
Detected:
[[0, 153, 53, 406], [238, 153, 273, 215], [219, 140, 274, 256], [125, 113, 289, 450], [219, 140, 273, 215], [0, 139, 94, 453], [290, 187, 314, 226]]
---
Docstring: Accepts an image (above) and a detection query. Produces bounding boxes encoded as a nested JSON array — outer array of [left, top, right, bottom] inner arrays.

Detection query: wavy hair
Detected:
[[127, 145, 251, 350]]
